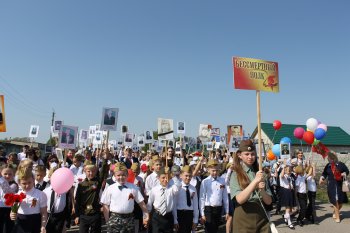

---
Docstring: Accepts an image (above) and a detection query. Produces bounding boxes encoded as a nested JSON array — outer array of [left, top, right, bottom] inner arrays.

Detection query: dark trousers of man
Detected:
[[152, 211, 173, 233], [0, 208, 14, 233], [306, 191, 316, 222], [79, 213, 101, 233], [204, 206, 222, 233], [46, 211, 65, 233], [177, 210, 193, 233], [297, 192, 308, 221]]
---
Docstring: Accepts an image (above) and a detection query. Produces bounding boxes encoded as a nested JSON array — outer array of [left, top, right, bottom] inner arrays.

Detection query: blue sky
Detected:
[[0, 0, 349, 143]]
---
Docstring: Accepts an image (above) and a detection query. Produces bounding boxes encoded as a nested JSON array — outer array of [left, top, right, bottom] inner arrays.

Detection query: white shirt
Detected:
[[0, 179, 18, 208], [295, 175, 307, 194], [280, 175, 293, 189], [222, 169, 233, 194], [199, 175, 228, 216], [43, 187, 66, 213], [70, 164, 84, 177], [147, 180, 181, 214], [101, 182, 144, 214], [190, 176, 201, 188], [173, 182, 199, 224], [18, 152, 27, 161], [145, 172, 159, 196], [17, 188, 47, 215], [306, 176, 317, 192], [168, 176, 182, 187]]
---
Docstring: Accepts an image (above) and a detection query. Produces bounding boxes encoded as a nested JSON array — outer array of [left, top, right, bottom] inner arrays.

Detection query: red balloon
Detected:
[[126, 169, 135, 183], [273, 120, 282, 130], [303, 131, 315, 145]]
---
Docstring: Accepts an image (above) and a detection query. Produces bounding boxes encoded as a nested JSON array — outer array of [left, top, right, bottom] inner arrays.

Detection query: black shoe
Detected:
[[288, 224, 295, 230], [297, 220, 304, 227]]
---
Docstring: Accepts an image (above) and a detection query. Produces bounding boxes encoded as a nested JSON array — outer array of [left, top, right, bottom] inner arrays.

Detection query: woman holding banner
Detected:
[[230, 140, 272, 233]]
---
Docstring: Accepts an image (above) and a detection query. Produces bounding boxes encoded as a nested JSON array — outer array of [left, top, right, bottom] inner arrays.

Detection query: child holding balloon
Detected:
[[11, 167, 48, 233], [43, 167, 73, 233]]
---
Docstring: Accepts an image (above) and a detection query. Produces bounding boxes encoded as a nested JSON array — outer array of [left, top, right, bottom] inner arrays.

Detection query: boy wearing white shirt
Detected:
[[199, 159, 229, 233], [101, 162, 149, 233], [145, 157, 162, 196], [147, 167, 182, 233], [173, 165, 199, 233]]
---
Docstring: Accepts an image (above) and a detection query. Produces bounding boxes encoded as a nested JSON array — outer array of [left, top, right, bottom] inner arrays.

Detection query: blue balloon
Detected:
[[314, 128, 326, 140], [280, 137, 292, 144], [272, 144, 281, 156]]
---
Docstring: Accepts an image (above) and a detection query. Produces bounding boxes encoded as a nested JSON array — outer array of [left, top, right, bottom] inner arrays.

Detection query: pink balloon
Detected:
[[293, 127, 305, 139], [51, 168, 74, 195], [317, 123, 328, 132]]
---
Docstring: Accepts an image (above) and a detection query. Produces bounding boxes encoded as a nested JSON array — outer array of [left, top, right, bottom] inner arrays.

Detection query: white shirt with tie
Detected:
[[173, 182, 199, 224], [199, 175, 228, 217], [100, 182, 144, 214], [147, 179, 181, 214], [144, 171, 159, 196], [43, 187, 66, 213]]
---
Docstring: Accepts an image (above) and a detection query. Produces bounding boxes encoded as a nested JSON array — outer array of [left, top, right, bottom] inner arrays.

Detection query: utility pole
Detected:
[[50, 109, 55, 140]]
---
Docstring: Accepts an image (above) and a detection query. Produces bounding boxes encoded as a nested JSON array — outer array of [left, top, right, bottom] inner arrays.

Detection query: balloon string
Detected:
[[271, 130, 277, 144]]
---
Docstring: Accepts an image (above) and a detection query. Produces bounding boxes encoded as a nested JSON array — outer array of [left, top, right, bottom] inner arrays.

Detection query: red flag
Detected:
[[312, 142, 329, 159]]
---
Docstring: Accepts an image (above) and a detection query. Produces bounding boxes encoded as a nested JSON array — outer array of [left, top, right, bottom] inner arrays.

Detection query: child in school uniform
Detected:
[[199, 159, 229, 233], [144, 157, 162, 197], [74, 159, 107, 233], [147, 167, 182, 233], [0, 164, 18, 233], [173, 165, 199, 233], [280, 162, 297, 229], [101, 162, 149, 233], [43, 167, 72, 233], [34, 165, 48, 191], [10, 167, 48, 233], [295, 165, 307, 227], [305, 162, 317, 224]]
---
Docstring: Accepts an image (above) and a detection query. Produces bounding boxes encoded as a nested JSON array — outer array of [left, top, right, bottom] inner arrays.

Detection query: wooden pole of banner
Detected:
[[256, 91, 263, 171]]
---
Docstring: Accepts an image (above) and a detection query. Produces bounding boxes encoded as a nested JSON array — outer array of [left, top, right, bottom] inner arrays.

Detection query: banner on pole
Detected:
[[233, 57, 279, 92]]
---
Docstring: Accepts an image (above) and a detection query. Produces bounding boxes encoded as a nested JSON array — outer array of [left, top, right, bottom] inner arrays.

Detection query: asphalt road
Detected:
[[67, 202, 350, 233]]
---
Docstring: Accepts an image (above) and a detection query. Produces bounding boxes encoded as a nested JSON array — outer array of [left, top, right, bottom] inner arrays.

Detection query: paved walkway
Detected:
[[270, 202, 350, 233]]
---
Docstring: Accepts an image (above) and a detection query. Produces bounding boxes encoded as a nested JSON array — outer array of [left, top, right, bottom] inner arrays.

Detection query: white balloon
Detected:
[[306, 118, 318, 131]]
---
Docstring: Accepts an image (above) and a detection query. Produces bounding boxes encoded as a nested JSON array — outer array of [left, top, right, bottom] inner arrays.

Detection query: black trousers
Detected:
[[177, 210, 193, 233], [204, 206, 222, 233], [12, 213, 41, 233], [152, 211, 173, 233], [306, 191, 316, 221], [0, 208, 14, 233], [297, 192, 307, 221], [46, 211, 66, 233], [79, 213, 101, 233]]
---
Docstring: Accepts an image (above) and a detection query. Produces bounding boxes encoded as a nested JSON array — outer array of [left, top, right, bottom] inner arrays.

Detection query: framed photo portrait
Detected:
[[210, 128, 220, 136], [101, 107, 119, 131], [59, 125, 78, 149], [80, 129, 88, 142], [207, 142, 213, 151], [227, 125, 243, 145], [124, 132, 133, 146], [177, 121, 185, 134], [54, 120, 63, 132], [138, 136, 145, 147], [121, 125, 128, 135], [280, 143, 291, 160], [145, 130, 153, 143], [89, 125, 96, 138], [158, 118, 174, 140], [29, 125, 39, 138], [199, 124, 211, 142], [94, 131, 103, 145]]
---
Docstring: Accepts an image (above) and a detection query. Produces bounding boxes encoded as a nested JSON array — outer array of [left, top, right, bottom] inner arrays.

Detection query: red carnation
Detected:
[[19, 193, 26, 202]]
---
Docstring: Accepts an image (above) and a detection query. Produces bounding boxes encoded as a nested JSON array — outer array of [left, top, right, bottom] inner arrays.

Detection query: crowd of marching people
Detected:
[[0, 140, 349, 233]]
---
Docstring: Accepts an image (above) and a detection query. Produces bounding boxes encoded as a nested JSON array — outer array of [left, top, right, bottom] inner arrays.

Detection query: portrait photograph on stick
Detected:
[[58, 125, 78, 149], [29, 125, 39, 138], [157, 118, 173, 140], [101, 107, 119, 131]]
